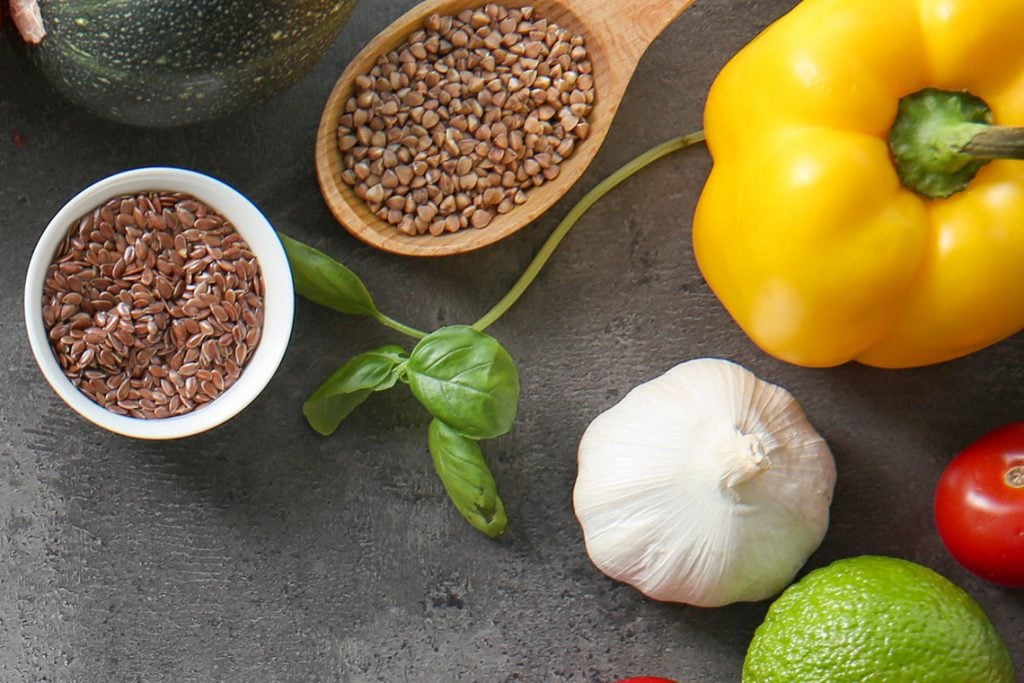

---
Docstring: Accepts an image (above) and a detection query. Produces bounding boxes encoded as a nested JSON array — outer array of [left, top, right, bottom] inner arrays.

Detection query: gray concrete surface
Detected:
[[1, 1, 1022, 681]]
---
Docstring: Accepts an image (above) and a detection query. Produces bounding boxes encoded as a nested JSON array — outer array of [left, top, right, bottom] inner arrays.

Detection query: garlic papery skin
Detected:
[[573, 358, 836, 608]]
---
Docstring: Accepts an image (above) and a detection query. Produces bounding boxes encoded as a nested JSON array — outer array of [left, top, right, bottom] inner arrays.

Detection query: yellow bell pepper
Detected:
[[693, 0, 1024, 368]]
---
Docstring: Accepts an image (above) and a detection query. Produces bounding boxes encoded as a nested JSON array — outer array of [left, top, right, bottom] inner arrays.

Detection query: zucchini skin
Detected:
[[32, 0, 359, 127]]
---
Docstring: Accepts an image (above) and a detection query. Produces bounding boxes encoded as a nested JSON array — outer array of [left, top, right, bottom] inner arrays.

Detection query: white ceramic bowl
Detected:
[[24, 167, 294, 440]]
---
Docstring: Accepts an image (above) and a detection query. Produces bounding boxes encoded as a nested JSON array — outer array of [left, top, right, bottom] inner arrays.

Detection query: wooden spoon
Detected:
[[315, 0, 696, 257]]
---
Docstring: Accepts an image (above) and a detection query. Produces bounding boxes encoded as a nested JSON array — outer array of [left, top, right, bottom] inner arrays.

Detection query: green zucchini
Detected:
[[31, 0, 359, 127]]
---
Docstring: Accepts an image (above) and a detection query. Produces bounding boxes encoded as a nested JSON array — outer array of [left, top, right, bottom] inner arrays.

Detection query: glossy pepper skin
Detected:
[[693, 0, 1024, 368]]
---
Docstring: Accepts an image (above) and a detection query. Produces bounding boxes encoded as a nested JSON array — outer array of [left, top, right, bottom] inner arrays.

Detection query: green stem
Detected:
[[472, 130, 706, 332], [375, 312, 427, 340], [963, 126, 1024, 160], [890, 88, 1024, 198]]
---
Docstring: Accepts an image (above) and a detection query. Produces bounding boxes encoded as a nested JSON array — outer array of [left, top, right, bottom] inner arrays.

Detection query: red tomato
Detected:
[[615, 678, 678, 683], [934, 422, 1024, 588]]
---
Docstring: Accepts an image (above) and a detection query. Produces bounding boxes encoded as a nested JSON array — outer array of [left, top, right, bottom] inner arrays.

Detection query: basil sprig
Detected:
[[281, 234, 428, 340], [280, 234, 378, 317], [408, 326, 519, 440], [428, 419, 507, 537], [281, 132, 706, 536], [303, 345, 409, 436], [281, 238, 518, 536]]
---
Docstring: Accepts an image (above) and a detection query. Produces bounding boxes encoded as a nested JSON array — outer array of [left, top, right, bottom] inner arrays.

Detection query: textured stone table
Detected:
[[1, 1, 1021, 680]]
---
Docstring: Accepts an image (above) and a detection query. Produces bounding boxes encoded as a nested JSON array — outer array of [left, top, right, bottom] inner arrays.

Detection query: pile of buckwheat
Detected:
[[337, 3, 595, 236]]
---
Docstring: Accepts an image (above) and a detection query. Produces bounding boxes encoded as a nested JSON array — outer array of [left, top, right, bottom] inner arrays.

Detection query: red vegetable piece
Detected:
[[935, 422, 1024, 588]]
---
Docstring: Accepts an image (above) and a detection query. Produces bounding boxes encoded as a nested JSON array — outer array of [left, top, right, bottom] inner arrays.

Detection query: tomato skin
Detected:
[[934, 422, 1024, 588], [615, 678, 678, 683]]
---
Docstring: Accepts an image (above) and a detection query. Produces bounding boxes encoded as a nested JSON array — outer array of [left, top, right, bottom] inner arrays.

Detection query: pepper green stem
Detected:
[[963, 126, 1024, 160], [472, 130, 707, 332], [890, 88, 1024, 199]]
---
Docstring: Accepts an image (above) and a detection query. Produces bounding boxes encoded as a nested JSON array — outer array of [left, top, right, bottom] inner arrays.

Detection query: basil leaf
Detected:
[[407, 326, 520, 439], [303, 345, 409, 435], [428, 419, 507, 537], [280, 233, 379, 317]]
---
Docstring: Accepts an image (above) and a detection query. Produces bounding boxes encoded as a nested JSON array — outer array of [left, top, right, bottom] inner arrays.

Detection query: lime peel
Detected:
[[743, 555, 1015, 682]]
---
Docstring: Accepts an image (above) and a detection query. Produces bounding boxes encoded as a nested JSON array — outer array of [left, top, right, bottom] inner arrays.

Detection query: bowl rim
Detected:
[[23, 166, 294, 440]]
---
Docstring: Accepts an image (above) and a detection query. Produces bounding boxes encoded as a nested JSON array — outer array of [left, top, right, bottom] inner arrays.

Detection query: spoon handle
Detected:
[[569, 0, 696, 67]]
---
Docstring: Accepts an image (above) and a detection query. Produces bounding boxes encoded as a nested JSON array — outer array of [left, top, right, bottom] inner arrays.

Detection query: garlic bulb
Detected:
[[573, 358, 836, 607]]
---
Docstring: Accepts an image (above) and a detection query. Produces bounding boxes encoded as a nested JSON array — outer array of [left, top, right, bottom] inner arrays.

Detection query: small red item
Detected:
[[935, 422, 1024, 588], [615, 678, 678, 683]]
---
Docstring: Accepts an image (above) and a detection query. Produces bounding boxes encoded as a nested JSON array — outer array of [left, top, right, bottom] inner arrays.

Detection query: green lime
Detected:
[[743, 555, 1014, 682]]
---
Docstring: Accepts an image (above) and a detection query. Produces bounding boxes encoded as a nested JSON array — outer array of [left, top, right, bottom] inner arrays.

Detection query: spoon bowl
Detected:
[[316, 0, 695, 257]]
